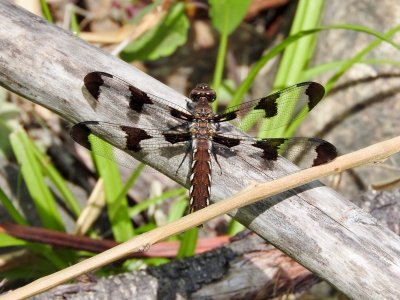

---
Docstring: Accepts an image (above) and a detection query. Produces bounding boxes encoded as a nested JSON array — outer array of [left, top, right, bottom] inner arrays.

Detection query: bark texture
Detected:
[[31, 234, 318, 300]]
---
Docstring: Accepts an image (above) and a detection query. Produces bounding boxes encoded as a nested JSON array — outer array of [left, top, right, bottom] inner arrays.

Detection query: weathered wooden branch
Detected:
[[357, 188, 400, 236], [10, 189, 400, 299], [30, 234, 318, 300], [1, 1, 400, 299]]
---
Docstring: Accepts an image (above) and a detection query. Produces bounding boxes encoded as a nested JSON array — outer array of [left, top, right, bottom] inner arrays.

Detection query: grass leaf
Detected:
[[129, 187, 186, 218], [231, 24, 400, 110], [177, 227, 198, 258], [0, 188, 27, 225], [30, 142, 81, 217], [284, 25, 400, 137], [121, 2, 189, 61], [301, 58, 400, 80], [90, 137, 135, 241], [39, 0, 53, 23], [10, 130, 64, 231]]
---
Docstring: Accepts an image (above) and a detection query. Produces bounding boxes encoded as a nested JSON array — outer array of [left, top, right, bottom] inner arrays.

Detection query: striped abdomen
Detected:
[[189, 139, 211, 213]]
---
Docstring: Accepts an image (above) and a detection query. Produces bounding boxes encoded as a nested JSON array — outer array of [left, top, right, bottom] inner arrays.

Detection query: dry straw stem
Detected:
[[3, 136, 400, 300]]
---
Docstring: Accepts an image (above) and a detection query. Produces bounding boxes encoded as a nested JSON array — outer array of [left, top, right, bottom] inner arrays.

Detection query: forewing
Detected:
[[83, 72, 193, 126], [214, 82, 325, 133]]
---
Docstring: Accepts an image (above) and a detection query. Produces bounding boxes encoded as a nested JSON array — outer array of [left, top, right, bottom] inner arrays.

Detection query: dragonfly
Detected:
[[71, 72, 337, 214]]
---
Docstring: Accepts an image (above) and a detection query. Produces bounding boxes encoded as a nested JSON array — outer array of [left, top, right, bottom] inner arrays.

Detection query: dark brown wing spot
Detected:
[[312, 141, 337, 166], [213, 135, 241, 148], [70, 121, 99, 150], [213, 111, 237, 122], [121, 126, 152, 152], [170, 108, 193, 121], [163, 132, 191, 144], [252, 138, 287, 160], [84, 72, 110, 100], [128, 86, 153, 112], [305, 82, 325, 110], [254, 93, 279, 118]]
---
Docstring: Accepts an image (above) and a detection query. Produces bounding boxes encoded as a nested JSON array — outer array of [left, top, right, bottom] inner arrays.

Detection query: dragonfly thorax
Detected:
[[190, 119, 216, 139], [193, 106, 214, 119]]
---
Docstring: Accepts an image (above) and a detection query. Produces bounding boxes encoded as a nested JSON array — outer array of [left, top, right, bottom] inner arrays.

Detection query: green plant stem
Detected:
[[301, 58, 400, 80], [128, 187, 186, 217], [212, 31, 228, 109], [285, 25, 400, 137], [39, 0, 53, 23], [231, 24, 400, 109], [324, 25, 400, 94], [274, 0, 324, 86], [0, 188, 27, 225], [177, 227, 198, 258], [262, 0, 324, 138]]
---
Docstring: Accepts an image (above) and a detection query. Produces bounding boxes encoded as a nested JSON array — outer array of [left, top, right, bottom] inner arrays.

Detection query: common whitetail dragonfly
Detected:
[[71, 72, 337, 214]]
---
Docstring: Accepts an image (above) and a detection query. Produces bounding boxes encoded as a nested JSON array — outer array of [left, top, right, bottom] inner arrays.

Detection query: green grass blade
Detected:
[[27, 244, 69, 269], [143, 258, 170, 266], [257, 0, 324, 138], [121, 2, 189, 61], [177, 227, 198, 258], [302, 59, 400, 80], [107, 163, 146, 226], [135, 222, 157, 234], [323, 25, 400, 94], [231, 29, 320, 109], [91, 138, 135, 241], [0, 233, 27, 247], [128, 187, 186, 218], [274, 0, 324, 86], [212, 30, 228, 110], [30, 142, 81, 217], [232, 24, 400, 138], [10, 130, 64, 231], [39, 0, 53, 23], [166, 195, 188, 241], [167, 195, 188, 223], [227, 219, 245, 236], [70, 9, 80, 35], [231, 24, 400, 110], [285, 25, 400, 137], [0, 125, 12, 157], [0, 233, 66, 269], [0, 188, 27, 225]]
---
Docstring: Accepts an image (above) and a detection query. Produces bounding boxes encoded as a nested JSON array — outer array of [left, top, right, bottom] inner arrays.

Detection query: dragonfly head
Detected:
[[189, 84, 216, 103]]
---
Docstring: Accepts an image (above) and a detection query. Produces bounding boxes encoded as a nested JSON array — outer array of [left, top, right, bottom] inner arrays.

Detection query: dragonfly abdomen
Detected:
[[189, 139, 212, 213]]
